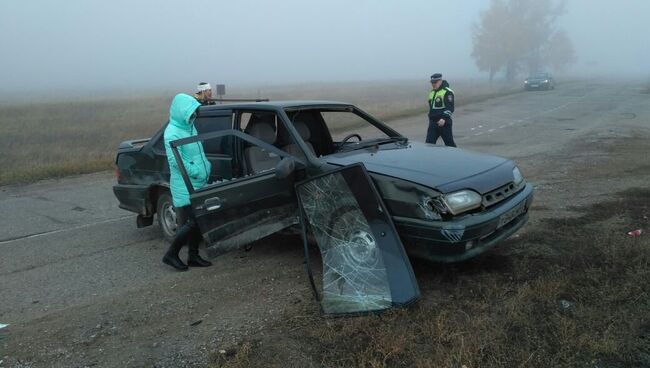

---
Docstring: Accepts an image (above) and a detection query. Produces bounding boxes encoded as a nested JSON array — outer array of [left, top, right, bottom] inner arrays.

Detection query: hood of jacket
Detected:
[[169, 93, 200, 130]]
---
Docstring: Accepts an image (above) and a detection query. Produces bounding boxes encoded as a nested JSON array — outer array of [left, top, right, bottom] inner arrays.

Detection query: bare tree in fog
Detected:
[[471, 0, 575, 82], [544, 30, 575, 73]]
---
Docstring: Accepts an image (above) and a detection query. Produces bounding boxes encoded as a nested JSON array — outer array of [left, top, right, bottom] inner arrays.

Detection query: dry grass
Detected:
[[0, 96, 170, 185], [0, 80, 519, 186], [209, 187, 650, 368]]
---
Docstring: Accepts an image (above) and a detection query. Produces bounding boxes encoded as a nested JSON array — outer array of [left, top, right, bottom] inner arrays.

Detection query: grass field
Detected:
[[210, 188, 650, 368], [0, 79, 519, 186]]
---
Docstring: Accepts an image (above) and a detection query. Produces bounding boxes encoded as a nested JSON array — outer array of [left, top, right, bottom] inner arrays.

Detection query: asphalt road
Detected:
[[384, 80, 642, 160], [1, 80, 649, 367]]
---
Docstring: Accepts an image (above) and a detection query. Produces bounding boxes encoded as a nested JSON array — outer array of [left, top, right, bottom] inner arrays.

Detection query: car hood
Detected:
[[324, 141, 514, 194], [526, 77, 549, 82]]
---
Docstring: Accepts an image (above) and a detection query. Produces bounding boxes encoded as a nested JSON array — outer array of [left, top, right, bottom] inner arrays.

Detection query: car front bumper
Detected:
[[394, 183, 534, 262], [525, 82, 550, 89]]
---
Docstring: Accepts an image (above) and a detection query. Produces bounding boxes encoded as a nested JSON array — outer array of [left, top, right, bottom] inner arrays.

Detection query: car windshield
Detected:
[[284, 107, 404, 155]]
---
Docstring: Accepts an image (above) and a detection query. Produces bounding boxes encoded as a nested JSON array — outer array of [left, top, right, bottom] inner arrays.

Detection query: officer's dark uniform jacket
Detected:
[[428, 80, 454, 123]]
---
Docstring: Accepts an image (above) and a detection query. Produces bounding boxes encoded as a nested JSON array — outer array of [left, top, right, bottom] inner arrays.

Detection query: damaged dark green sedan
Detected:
[[114, 101, 533, 314]]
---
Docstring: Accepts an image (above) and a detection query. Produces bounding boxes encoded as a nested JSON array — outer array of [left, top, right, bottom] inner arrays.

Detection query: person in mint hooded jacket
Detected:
[[162, 93, 213, 271]]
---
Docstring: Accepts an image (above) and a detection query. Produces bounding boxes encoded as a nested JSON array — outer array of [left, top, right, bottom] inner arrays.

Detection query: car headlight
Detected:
[[442, 190, 482, 215], [544, 79, 549, 83], [513, 167, 524, 187], [524, 80, 529, 84]]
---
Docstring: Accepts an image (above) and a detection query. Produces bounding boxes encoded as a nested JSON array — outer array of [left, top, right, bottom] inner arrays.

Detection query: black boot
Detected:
[[163, 248, 188, 271], [188, 253, 212, 267], [162, 230, 189, 271], [187, 233, 212, 267]]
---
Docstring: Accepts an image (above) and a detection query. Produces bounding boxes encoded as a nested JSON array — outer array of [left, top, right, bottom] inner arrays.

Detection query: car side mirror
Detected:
[[275, 157, 296, 180]]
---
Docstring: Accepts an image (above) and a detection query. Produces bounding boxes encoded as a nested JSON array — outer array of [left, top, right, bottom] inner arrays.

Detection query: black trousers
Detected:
[[171, 205, 201, 254], [426, 116, 456, 147]]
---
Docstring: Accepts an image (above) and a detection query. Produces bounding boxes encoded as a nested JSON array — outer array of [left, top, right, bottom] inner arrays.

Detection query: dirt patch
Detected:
[[0, 236, 312, 368]]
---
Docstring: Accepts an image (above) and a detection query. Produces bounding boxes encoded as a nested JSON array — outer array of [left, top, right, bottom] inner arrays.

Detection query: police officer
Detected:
[[194, 82, 216, 105], [426, 73, 456, 147]]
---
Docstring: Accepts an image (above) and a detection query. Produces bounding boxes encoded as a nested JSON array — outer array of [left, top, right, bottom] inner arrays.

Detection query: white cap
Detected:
[[197, 82, 212, 92]]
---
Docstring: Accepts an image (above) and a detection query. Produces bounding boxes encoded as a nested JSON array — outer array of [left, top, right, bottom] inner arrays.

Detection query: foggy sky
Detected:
[[1, 0, 648, 94]]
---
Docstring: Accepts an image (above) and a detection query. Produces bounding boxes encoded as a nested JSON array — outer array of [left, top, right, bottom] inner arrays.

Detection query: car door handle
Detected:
[[204, 197, 222, 211]]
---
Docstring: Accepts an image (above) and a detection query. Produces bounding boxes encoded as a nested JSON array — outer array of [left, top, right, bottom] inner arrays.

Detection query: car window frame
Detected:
[[282, 105, 404, 158], [233, 107, 320, 166], [296, 163, 420, 315], [169, 129, 298, 195], [285, 105, 401, 138]]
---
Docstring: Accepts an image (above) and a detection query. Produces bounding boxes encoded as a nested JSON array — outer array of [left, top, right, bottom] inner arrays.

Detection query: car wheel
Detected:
[[156, 192, 177, 243]]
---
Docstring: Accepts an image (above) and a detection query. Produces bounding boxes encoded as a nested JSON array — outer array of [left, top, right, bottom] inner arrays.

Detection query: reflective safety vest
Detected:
[[428, 87, 453, 111]]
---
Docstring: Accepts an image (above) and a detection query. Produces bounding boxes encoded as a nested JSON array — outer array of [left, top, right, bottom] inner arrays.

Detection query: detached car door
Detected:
[[170, 129, 299, 257], [297, 163, 420, 315]]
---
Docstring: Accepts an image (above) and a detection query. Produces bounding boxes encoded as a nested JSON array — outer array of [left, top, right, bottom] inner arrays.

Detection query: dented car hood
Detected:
[[325, 141, 514, 194]]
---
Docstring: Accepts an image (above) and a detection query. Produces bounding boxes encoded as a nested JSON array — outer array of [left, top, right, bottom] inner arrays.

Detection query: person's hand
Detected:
[[437, 118, 446, 127]]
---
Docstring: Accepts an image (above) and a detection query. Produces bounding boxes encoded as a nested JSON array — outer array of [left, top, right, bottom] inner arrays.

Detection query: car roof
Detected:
[[198, 100, 354, 112]]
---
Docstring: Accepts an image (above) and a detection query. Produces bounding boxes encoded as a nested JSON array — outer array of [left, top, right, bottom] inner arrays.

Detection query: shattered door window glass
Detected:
[[297, 165, 419, 315]]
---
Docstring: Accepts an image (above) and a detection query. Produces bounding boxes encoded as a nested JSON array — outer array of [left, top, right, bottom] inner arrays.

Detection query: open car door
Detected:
[[170, 130, 300, 257], [297, 163, 420, 315]]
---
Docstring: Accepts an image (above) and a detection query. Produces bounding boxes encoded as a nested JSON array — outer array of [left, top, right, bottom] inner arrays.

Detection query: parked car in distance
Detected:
[[524, 72, 555, 90]]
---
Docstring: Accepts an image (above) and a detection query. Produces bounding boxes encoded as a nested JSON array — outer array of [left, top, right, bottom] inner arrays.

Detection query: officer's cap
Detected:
[[430, 73, 442, 82]]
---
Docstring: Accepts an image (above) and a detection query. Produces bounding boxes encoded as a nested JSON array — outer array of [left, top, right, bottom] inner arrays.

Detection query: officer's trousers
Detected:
[[426, 117, 456, 147]]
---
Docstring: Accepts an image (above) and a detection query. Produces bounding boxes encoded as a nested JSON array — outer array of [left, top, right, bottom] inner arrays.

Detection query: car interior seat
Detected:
[[282, 120, 316, 162], [243, 115, 280, 174]]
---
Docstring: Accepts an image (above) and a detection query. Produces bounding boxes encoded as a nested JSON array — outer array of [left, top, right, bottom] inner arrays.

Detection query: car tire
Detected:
[[156, 192, 177, 243]]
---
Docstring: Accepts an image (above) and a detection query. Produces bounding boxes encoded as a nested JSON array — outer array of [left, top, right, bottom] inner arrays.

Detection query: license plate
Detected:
[[530, 84, 539, 88], [497, 201, 527, 229]]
